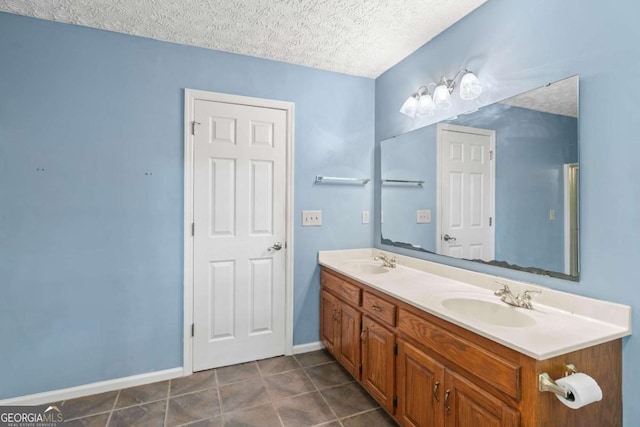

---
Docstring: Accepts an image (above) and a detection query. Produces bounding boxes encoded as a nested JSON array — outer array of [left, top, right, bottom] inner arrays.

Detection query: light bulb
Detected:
[[399, 95, 419, 118], [433, 84, 452, 109], [417, 94, 436, 116], [459, 71, 482, 100]]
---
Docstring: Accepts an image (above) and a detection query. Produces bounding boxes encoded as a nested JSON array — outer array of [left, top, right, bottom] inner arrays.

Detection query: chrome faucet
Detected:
[[494, 282, 541, 310], [375, 253, 397, 268]]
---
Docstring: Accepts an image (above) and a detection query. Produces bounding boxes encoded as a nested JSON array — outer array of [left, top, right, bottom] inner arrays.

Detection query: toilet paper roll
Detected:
[[555, 373, 603, 409]]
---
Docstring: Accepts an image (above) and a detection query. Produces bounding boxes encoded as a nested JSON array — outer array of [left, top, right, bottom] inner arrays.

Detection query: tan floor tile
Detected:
[[216, 362, 260, 386], [263, 369, 315, 400], [167, 388, 220, 426], [115, 380, 169, 408], [63, 391, 118, 419], [320, 383, 378, 418], [109, 400, 166, 427], [274, 391, 335, 427], [170, 370, 217, 396], [257, 356, 301, 376], [305, 362, 354, 390], [219, 378, 270, 413]]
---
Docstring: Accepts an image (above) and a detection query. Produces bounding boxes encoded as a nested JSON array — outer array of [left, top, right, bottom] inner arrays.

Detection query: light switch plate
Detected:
[[417, 209, 431, 224], [362, 210, 370, 224], [302, 210, 322, 226]]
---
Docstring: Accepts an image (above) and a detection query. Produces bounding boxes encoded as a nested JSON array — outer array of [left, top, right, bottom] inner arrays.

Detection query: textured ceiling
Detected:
[[0, 0, 487, 78], [501, 76, 578, 117]]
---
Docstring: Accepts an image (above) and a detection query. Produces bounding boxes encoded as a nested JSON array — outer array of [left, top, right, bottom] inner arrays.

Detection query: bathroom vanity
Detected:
[[318, 249, 630, 427]]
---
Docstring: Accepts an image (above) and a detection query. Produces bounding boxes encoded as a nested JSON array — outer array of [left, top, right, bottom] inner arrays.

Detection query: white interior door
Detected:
[[192, 98, 287, 371], [437, 124, 495, 261]]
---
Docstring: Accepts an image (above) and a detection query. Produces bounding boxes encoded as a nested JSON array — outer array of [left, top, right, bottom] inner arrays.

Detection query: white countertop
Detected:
[[319, 248, 631, 360]]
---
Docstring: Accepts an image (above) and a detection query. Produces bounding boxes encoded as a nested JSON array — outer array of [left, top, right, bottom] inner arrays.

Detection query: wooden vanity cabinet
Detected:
[[361, 315, 395, 411], [338, 301, 362, 378], [319, 266, 622, 427], [396, 339, 445, 427], [444, 369, 520, 427], [320, 290, 339, 354], [396, 339, 519, 427], [320, 289, 361, 379]]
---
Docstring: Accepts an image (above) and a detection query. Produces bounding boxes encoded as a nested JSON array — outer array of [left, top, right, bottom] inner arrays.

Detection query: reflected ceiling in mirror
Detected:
[[381, 75, 579, 280]]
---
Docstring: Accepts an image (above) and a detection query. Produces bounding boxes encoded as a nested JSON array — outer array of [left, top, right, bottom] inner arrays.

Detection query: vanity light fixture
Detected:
[[400, 69, 482, 118], [398, 92, 420, 118]]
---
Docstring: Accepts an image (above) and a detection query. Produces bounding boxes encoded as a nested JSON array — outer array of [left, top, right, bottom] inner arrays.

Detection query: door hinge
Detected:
[[394, 343, 398, 356], [191, 323, 194, 337], [490, 150, 494, 160], [393, 395, 398, 408], [284, 242, 288, 249], [489, 217, 493, 227], [191, 222, 195, 236], [191, 121, 201, 135]]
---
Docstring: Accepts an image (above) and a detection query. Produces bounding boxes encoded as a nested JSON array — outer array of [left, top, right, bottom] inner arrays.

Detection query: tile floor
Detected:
[[56, 350, 399, 427]]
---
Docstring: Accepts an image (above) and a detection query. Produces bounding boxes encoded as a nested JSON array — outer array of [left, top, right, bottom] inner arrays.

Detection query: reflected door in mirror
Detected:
[[438, 124, 495, 261]]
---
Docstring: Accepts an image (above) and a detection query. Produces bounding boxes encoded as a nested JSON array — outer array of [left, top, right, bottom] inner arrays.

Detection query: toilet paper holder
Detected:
[[539, 364, 578, 401]]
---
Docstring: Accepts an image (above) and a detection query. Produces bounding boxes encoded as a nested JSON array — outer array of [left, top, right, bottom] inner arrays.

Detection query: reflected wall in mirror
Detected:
[[381, 75, 579, 280]]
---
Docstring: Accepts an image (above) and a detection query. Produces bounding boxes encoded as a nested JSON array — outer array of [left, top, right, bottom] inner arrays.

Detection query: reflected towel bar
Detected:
[[381, 179, 425, 186], [315, 175, 370, 185]]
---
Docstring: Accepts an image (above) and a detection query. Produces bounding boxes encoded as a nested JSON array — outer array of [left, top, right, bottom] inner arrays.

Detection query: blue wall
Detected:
[[374, 0, 640, 424], [0, 12, 374, 399], [381, 104, 577, 272]]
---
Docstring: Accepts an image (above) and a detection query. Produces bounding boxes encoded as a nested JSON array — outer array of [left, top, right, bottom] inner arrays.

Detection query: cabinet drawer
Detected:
[[397, 308, 521, 399], [363, 292, 396, 327], [321, 270, 361, 307]]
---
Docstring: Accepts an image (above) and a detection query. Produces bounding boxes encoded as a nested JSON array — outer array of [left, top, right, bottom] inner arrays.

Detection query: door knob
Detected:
[[443, 234, 457, 242], [269, 242, 283, 251]]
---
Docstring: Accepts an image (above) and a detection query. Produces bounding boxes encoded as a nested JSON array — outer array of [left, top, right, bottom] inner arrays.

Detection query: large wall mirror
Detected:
[[381, 75, 579, 280]]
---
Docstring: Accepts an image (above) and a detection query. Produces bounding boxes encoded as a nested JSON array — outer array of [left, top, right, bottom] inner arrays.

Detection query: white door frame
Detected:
[[183, 89, 295, 376], [436, 123, 496, 257]]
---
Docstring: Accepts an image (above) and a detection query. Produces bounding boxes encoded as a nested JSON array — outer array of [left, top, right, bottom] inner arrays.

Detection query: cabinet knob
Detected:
[[360, 329, 367, 343], [371, 305, 382, 312], [433, 381, 440, 402], [444, 389, 451, 412]]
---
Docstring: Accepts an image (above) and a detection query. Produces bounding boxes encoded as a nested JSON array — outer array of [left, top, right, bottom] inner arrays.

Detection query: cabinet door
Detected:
[[338, 302, 361, 379], [320, 290, 339, 355], [444, 369, 520, 427], [362, 316, 395, 412], [397, 340, 445, 427]]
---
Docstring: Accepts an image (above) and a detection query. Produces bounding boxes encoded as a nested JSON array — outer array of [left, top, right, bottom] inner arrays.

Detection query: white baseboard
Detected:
[[0, 367, 184, 406], [292, 341, 325, 354]]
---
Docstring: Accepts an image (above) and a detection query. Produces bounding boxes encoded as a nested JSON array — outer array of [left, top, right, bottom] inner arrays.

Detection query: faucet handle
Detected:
[[493, 281, 510, 295], [519, 289, 541, 309], [521, 289, 542, 300]]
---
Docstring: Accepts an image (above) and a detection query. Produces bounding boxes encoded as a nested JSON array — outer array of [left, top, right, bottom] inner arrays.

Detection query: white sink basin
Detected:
[[441, 296, 536, 328], [342, 261, 389, 275]]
